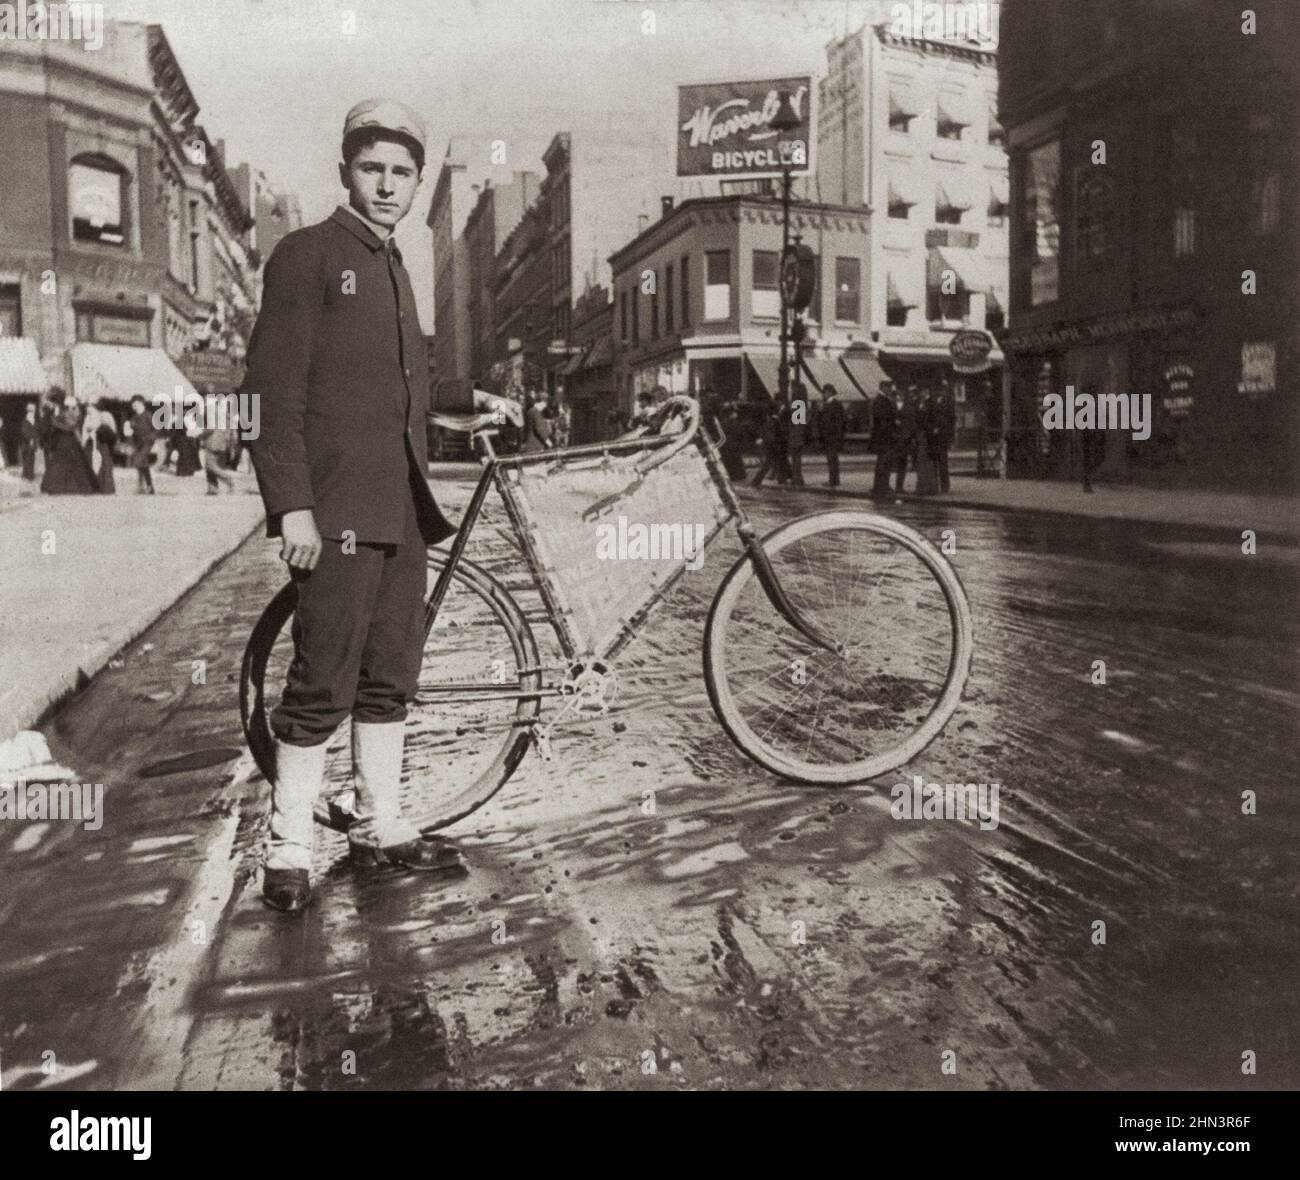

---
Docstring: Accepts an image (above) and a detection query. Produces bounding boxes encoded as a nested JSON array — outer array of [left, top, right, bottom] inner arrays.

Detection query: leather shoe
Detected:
[[350, 837, 467, 876], [263, 867, 311, 912]]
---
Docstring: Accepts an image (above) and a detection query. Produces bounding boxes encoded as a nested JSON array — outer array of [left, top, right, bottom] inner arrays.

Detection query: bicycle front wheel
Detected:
[[704, 510, 972, 784]]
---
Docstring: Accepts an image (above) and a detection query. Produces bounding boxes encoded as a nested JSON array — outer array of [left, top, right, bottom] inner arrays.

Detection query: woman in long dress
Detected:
[[39, 390, 97, 495]]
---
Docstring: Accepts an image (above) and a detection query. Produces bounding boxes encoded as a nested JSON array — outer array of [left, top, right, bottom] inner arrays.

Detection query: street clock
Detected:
[[780, 244, 816, 312]]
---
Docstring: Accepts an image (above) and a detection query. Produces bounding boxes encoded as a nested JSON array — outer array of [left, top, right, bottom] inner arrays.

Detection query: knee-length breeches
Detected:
[[271, 487, 428, 745]]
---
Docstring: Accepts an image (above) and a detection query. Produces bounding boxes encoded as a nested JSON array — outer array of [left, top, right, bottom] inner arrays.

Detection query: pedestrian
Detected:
[[787, 382, 808, 487], [717, 399, 748, 482], [200, 423, 237, 493], [39, 388, 97, 495], [125, 396, 157, 494], [925, 380, 956, 494], [174, 417, 201, 476], [870, 382, 898, 497], [244, 97, 521, 912], [1081, 424, 1106, 493], [522, 390, 553, 452], [821, 383, 846, 487], [890, 385, 921, 494], [20, 401, 40, 481], [750, 397, 792, 487], [94, 412, 118, 494]]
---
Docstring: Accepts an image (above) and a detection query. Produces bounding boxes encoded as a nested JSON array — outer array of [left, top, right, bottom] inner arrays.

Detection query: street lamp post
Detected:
[[770, 90, 801, 405]]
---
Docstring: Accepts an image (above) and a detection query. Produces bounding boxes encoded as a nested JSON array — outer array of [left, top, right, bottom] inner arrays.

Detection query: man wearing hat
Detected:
[[245, 99, 520, 913]]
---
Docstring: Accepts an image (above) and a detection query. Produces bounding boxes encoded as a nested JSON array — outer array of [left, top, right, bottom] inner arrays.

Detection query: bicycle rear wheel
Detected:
[[240, 551, 541, 834], [704, 510, 972, 784]]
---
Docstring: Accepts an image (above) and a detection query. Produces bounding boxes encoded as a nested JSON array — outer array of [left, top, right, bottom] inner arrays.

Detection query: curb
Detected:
[[2, 509, 267, 745]]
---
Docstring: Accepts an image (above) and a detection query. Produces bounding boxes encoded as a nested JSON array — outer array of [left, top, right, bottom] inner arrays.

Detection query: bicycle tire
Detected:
[[703, 509, 973, 785], [239, 550, 541, 833]]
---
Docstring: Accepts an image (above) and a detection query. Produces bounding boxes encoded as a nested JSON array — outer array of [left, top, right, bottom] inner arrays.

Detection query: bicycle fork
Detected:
[[737, 519, 842, 655]]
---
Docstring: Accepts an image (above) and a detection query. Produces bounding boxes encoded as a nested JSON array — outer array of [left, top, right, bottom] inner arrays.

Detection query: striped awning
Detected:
[[0, 337, 48, 395], [68, 342, 197, 405]]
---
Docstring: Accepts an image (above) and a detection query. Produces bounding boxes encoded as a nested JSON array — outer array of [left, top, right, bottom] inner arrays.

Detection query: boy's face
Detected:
[[339, 138, 421, 229]]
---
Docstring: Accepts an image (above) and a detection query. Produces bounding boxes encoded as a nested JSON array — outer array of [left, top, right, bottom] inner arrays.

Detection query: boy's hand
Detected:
[[280, 508, 322, 571], [472, 389, 523, 429]]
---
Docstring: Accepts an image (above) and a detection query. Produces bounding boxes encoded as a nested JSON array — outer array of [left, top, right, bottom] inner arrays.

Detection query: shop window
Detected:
[[752, 250, 779, 319], [70, 155, 128, 246]]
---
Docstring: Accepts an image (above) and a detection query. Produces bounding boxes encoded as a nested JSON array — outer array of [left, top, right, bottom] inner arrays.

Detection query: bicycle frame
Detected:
[[422, 398, 841, 695]]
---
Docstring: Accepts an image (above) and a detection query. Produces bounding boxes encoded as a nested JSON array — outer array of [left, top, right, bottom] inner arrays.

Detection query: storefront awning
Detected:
[[559, 348, 586, 376], [0, 337, 48, 394], [927, 246, 981, 292], [836, 352, 887, 401], [68, 342, 198, 405], [746, 353, 781, 397]]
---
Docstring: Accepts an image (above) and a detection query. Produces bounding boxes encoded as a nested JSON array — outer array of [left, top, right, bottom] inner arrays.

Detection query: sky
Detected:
[[105, 0, 909, 323]]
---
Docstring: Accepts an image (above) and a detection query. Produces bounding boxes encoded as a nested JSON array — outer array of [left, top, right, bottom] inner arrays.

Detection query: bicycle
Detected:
[[240, 395, 973, 834]]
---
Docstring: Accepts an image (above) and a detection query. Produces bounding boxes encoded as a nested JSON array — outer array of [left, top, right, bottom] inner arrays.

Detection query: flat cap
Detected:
[[342, 98, 427, 153]]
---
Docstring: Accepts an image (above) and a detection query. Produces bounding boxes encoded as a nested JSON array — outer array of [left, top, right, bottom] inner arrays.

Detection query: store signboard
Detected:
[[677, 77, 812, 178]]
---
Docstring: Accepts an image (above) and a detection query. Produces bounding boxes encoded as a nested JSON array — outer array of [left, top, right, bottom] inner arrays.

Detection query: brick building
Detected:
[[998, 0, 1299, 487]]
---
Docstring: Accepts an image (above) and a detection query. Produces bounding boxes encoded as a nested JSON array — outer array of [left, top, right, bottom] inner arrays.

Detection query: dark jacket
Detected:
[[821, 398, 847, 450], [869, 394, 896, 452], [522, 402, 553, 453], [244, 207, 472, 546], [924, 389, 956, 448]]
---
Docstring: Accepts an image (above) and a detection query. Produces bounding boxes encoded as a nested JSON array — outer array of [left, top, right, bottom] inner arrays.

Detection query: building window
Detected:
[[620, 290, 628, 341], [704, 249, 730, 321], [752, 250, 780, 318], [665, 263, 674, 334], [0, 284, 21, 337], [805, 254, 821, 323], [189, 198, 202, 292], [70, 155, 127, 246], [649, 270, 659, 340], [1251, 171, 1280, 235], [1076, 171, 1116, 264], [680, 254, 690, 327], [988, 98, 1006, 148], [834, 256, 860, 323], [889, 92, 917, 133], [1022, 139, 1060, 305], [926, 285, 970, 324], [1173, 207, 1197, 257], [988, 182, 1009, 227], [936, 98, 969, 141], [888, 178, 916, 220], [632, 287, 639, 344], [936, 182, 970, 226]]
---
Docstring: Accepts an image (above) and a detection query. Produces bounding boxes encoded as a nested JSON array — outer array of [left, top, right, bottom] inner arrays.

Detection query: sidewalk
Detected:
[[0, 468, 265, 747], [778, 453, 1300, 539]]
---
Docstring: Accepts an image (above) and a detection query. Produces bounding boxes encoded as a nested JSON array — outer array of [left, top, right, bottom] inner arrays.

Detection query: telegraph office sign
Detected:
[[677, 76, 812, 178]]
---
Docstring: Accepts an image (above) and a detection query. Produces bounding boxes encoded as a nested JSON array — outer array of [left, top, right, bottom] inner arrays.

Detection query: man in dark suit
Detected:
[[245, 99, 518, 912], [820, 383, 847, 487], [870, 382, 897, 497]]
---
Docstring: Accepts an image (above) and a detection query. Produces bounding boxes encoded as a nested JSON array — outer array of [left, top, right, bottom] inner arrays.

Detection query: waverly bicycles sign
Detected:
[[677, 76, 813, 179]]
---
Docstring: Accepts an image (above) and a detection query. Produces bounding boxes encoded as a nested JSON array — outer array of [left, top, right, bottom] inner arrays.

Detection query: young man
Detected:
[[820, 383, 846, 487], [245, 99, 518, 913]]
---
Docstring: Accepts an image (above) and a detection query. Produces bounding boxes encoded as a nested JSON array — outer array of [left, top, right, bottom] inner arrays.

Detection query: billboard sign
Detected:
[[677, 76, 812, 179]]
